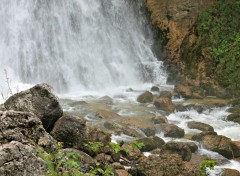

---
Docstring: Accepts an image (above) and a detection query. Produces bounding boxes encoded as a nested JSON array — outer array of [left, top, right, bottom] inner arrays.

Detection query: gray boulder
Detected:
[[0, 141, 47, 176], [4, 83, 63, 132], [0, 111, 56, 150], [187, 121, 214, 132]]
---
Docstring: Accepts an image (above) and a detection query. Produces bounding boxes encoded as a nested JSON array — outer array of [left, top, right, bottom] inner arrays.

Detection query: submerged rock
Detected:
[[0, 141, 47, 176], [137, 91, 153, 103], [4, 83, 63, 132], [150, 86, 160, 92]]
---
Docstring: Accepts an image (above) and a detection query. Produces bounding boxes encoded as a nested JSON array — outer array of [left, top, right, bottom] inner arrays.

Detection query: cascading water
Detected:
[[0, 0, 167, 98]]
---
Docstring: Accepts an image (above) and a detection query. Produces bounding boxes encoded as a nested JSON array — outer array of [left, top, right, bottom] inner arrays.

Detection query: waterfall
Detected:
[[0, 0, 167, 95]]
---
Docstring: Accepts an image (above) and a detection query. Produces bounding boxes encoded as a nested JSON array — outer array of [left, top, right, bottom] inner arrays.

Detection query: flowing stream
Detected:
[[0, 0, 240, 174]]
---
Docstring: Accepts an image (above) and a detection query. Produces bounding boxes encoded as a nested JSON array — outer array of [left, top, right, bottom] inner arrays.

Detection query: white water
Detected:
[[0, 0, 167, 102]]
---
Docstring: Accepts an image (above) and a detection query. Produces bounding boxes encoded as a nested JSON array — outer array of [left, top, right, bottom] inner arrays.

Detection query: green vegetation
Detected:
[[182, 1, 240, 88], [199, 159, 217, 175], [36, 142, 114, 176], [36, 141, 145, 176]]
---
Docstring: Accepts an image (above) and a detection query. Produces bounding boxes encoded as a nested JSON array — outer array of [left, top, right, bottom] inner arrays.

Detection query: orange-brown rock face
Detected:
[[146, 0, 215, 64]]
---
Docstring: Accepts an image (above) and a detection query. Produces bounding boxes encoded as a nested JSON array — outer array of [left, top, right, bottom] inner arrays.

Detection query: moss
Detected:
[[181, 1, 240, 89]]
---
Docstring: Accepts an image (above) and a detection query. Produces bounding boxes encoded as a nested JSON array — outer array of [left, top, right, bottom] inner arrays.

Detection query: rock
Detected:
[[69, 101, 88, 107], [4, 83, 63, 132], [112, 162, 124, 170], [120, 144, 142, 161], [129, 154, 193, 176], [227, 114, 240, 124], [117, 118, 156, 137], [95, 154, 113, 164], [150, 86, 160, 92], [228, 105, 240, 114], [175, 84, 192, 98], [0, 111, 56, 150], [221, 169, 240, 176], [187, 121, 214, 131], [160, 124, 185, 138], [0, 104, 6, 111], [191, 131, 217, 141], [97, 96, 114, 105], [202, 135, 238, 159], [185, 142, 198, 153], [86, 127, 111, 146], [231, 141, 240, 158], [97, 109, 121, 119], [159, 91, 172, 99], [0, 141, 47, 176], [50, 113, 87, 148], [136, 136, 165, 152], [151, 116, 168, 124], [137, 91, 153, 103], [162, 142, 192, 161], [116, 169, 132, 176], [175, 104, 207, 113], [154, 97, 175, 112]]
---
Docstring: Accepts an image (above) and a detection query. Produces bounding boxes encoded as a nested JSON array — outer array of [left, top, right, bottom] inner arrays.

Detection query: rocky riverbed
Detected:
[[1, 83, 239, 176]]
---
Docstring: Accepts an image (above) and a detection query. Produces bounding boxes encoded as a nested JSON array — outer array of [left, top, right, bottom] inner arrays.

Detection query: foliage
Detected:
[[199, 159, 217, 176], [130, 141, 145, 150], [182, 1, 240, 88], [84, 142, 104, 153], [36, 142, 114, 176]]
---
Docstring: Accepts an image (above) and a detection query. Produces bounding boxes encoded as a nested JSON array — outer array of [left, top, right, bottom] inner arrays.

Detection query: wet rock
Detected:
[[160, 124, 185, 138], [50, 113, 87, 148], [221, 169, 240, 176], [154, 97, 175, 112], [191, 131, 217, 141], [69, 101, 88, 107], [117, 118, 156, 137], [97, 96, 114, 105], [4, 83, 63, 132], [162, 142, 192, 161], [95, 153, 114, 164], [159, 91, 172, 99], [0, 111, 56, 150], [136, 136, 165, 152], [150, 86, 160, 92], [175, 104, 206, 113], [231, 141, 240, 158], [151, 116, 168, 124], [0, 141, 47, 176], [227, 114, 240, 124], [137, 91, 153, 103], [202, 135, 239, 159], [97, 109, 121, 119], [228, 105, 240, 114], [187, 121, 214, 132]]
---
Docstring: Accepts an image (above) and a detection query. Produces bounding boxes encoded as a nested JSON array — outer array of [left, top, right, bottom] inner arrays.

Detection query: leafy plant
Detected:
[[200, 159, 217, 175], [130, 141, 145, 150], [84, 142, 104, 153]]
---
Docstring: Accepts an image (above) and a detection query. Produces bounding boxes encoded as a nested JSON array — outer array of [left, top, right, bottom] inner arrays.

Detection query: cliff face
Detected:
[[147, 0, 238, 97]]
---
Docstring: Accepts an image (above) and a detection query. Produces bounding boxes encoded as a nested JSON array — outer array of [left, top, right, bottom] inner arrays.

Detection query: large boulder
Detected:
[[137, 91, 153, 103], [202, 135, 239, 159], [50, 113, 87, 148], [4, 84, 63, 132], [221, 169, 240, 176], [0, 111, 56, 150], [0, 141, 47, 176], [136, 136, 165, 152], [187, 121, 214, 132], [191, 131, 217, 141], [161, 142, 193, 161]]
